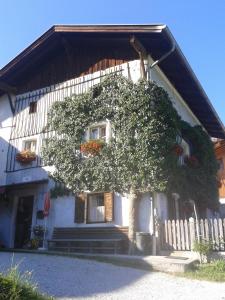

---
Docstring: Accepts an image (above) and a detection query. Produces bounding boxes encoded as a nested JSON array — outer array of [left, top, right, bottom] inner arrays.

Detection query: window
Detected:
[[87, 193, 105, 223], [75, 192, 114, 224], [218, 158, 224, 171], [180, 139, 190, 165], [29, 102, 37, 114], [42, 138, 49, 149], [90, 128, 98, 140], [89, 124, 106, 141], [24, 140, 37, 152]]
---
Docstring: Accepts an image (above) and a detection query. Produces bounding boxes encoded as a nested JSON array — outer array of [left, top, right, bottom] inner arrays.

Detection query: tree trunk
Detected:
[[128, 186, 139, 255]]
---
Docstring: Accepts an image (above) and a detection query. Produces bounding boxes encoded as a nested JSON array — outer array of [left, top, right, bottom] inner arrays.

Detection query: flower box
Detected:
[[16, 150, 36, 164], [80, 139, 104, 156]]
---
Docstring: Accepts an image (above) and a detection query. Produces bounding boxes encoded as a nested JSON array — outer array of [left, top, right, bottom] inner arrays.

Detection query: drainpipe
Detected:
[[149, 39, 176, 81]]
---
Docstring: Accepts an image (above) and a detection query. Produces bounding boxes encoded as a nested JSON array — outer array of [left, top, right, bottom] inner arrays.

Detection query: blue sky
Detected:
[[0, 0, 224, 125]]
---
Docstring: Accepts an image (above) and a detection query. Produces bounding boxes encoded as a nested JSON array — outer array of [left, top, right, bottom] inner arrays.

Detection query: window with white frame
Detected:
[[89, 124, 106, 141], [218, 158, 224, 171], [180, 139, 190, 165], [83, 122, 108, 142], [23, 140, 37, 152], [87, 193, 105, 223], [75, 192, 114, 224], [41, 138, 49, 149]]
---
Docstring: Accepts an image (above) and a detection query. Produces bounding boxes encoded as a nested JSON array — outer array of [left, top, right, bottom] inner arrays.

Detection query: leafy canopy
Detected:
[[43, 74, 219, 208]]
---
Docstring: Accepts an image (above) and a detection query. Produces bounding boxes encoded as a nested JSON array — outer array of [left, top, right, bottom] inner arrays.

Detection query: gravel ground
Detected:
[[0, 252, 225, 300]]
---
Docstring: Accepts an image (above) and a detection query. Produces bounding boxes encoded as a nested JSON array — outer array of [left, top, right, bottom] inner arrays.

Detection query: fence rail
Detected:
[[161, 218, 225, 251]]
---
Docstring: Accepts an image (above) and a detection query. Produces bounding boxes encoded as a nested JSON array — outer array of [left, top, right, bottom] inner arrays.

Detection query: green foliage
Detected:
[[50, 181, 71, 198], [44, 74, 180, 193], [180, 260, 225, 282], [0, 264, 52, 300], [213, 259, 225, 272], [167, 121, 219, 209], [43, 74, 219, 208], [193, 239, 213, 263]]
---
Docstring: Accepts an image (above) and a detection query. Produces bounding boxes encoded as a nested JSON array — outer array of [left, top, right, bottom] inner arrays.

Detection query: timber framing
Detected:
[[0, 24, 224, 139]]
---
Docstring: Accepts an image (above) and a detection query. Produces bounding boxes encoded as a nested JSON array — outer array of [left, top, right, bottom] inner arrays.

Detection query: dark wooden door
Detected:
[[14, 196, 34, 248]]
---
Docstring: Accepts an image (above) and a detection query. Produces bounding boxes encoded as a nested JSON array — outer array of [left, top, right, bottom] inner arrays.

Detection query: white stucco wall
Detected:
[[46, 192, 129, 232], [154, 193, 168, 221], [219, 198, 225, 218], [147, 56, 200, 127], [0, 94, 13, 186], [137, 193, 151, 232]]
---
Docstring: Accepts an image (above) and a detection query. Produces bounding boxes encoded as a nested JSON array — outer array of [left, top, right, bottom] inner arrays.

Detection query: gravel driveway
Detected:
[[0, 252, 225, 300]]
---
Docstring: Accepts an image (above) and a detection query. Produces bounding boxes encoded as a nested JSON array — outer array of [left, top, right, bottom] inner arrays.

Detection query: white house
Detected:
[[0, 25, 224, 252]]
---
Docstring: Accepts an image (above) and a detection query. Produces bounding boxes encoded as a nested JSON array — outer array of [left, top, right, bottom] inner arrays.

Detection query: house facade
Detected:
[[0, 25, 224, 249], [214, 140, 225, 217]]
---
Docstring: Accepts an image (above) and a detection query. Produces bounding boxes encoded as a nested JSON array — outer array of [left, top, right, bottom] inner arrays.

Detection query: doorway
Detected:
[[14, 196, 34, 248]]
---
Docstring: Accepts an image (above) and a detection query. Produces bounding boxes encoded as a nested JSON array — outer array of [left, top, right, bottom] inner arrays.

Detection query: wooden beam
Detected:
[[130, 36, 148, 58], [130, 36, 147, 79]]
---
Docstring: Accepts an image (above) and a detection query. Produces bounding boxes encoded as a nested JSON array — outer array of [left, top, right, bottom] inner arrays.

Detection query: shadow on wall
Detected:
[[0, 136, 50, 248], [0, 136, 15, 247]]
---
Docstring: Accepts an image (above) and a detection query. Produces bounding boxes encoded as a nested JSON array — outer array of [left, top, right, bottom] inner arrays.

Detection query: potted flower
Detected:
[[80, 139, 104, 156], [33, 225, 45, 237], [16, 150, 36, 164]]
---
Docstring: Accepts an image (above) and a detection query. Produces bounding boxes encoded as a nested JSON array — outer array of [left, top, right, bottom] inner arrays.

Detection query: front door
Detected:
[[14, 196, 34, 248]]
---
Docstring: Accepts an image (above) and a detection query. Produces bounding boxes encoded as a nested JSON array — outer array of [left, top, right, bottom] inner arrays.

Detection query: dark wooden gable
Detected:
[[15, 36, 138, 94]]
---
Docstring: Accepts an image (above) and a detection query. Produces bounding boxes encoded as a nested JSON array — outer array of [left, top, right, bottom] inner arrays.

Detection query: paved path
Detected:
[[0, 252, 225, 300]]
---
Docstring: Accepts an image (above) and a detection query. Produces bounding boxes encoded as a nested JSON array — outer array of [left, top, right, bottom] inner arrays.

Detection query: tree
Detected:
[[43, 74, 218, 254]]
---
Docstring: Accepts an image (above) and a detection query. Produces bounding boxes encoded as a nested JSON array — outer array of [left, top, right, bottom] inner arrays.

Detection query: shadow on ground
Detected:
[[0, 252, 151, 298]]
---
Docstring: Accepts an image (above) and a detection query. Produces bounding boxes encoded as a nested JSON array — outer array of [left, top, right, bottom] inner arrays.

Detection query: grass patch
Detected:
[[0, 262, 53, 300], [179, 259, 225, 282]]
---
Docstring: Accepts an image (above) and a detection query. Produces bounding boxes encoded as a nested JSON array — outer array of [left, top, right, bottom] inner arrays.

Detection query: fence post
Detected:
[[189, 217, 195, 250]]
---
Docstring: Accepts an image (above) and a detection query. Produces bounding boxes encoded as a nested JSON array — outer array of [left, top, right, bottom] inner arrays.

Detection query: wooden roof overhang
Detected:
[[0, 24, 224, 139]]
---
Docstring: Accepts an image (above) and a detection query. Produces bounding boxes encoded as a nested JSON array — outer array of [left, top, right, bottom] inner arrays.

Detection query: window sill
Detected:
[[86, 221, 107, 224]]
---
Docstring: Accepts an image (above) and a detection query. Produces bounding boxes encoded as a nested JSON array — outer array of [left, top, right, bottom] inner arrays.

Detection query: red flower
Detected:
[[184, 155, 199, 167], [16, 150, 36, 164], [80, 140, 104, 156], [173, 144, 184, 156]]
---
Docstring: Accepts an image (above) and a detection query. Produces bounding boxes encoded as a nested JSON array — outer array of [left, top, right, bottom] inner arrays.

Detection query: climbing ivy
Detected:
[[167, 121, 219, 209], [43, 74, 219, 209]]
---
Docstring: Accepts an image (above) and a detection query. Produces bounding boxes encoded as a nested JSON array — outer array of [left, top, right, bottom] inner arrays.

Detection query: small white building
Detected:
[[0, 25, 224, 251]]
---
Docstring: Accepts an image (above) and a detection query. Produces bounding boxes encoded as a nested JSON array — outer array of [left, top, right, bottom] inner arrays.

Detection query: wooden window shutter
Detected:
[[75, 193, 86, 223], [104, 192, 114, 222]]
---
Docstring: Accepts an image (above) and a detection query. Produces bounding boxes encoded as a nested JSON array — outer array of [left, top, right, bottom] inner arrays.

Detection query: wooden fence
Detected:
[[160, 218, 225, 251]]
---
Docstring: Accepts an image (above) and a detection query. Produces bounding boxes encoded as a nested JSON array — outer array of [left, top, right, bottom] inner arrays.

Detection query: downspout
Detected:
[[149, 39, 176, 81]]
